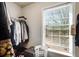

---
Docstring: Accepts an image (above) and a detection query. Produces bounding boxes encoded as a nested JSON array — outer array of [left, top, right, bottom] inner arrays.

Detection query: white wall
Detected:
[[6, 2, 22, 18], [22, 2, 64, 48]]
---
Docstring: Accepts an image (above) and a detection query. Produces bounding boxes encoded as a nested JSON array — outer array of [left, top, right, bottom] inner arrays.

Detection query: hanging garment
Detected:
[[10, 20, 16, 47], [23, 23, 28, 42], [0, 2, 10, 40], [10, 19, 21, 47], [21, 20, 29, 46], [75, 14, 79, 46], [10, 18, 29, 46], [10, 17, 29, 56], [14, 20, 21, 45], [10, 19, 21, 46], [0, 2, 14, 57], [15, 19, 29, 57], [19, 20, 28, 42]]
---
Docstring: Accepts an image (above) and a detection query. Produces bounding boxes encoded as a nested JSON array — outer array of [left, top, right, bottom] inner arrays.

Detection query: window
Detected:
[[43, 3, 74, 56]]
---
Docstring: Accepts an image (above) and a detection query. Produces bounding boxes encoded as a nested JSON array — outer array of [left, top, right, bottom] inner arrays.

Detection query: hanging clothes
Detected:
[[18, 18, 29, 48], [19, 17, 29, 42], [10, 17, 29, 48], [0, 2, 14, 57], [10, 19, 21, 46], [14, 20, 21, 45], [10, 18, 29, 56], [10, 20, 16, 48], [19, 20, 28, 42]]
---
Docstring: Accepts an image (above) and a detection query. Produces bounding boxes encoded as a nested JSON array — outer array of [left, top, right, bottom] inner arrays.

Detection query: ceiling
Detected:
[[14, 2, 34, 8]]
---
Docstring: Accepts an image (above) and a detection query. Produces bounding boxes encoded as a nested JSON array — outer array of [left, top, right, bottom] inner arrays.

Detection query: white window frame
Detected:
[[42, 3, 75, 57]]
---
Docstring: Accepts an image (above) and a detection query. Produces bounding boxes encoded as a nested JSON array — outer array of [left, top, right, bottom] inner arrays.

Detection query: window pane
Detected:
[[52, 36, 59, 45], [45, 5, 70, 53], [60, 37, 69, 48], [60, 30, 69, 35]]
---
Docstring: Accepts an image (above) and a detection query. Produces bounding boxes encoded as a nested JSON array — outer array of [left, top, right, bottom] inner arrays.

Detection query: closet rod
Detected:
[[18, 16, 27, 20]]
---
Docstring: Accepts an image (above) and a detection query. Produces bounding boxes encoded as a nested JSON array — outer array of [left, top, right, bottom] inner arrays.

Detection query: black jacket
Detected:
[[0, 2, 10, 40]]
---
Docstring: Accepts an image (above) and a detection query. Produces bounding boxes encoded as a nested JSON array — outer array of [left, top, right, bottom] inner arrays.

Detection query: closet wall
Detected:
[[6, 2, 22, 18]]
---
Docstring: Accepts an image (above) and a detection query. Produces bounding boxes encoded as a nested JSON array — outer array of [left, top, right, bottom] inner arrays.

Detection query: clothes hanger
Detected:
[[18, 16, 27, 20]]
